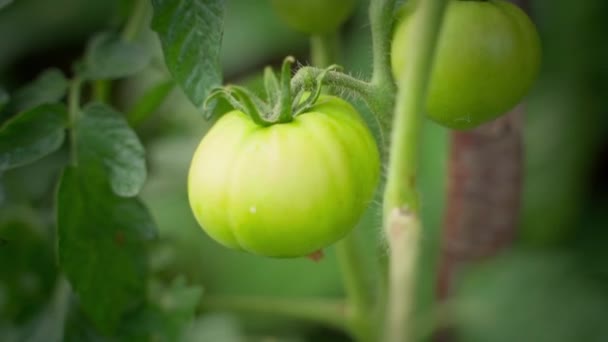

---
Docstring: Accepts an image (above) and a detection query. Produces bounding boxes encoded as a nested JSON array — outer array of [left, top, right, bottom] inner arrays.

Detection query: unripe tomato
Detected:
[[188, 95, 379, 258], [391, 0, 541, 129], [270, 0, 356, 34]]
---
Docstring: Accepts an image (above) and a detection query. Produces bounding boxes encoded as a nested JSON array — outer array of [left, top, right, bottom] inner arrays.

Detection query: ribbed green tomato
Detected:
[[270, 0, 356, 34], [391, 0, 541, 129], [188, 95, 379, 258]]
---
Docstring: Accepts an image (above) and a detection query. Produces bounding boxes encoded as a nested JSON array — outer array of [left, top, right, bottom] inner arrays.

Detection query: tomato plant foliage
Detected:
[[57, 166, 157, 332], [3, 68, 68, 115], [0, 0, 553, 340], [81, 32, 151, 80], [57, 103, 156, 332], [76, 103, 147, 197], [151, 0, 225, 108], [0, 104, 67, 170]]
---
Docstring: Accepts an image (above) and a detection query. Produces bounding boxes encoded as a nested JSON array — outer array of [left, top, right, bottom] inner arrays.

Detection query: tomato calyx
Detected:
[[204, 56, 341, 127]]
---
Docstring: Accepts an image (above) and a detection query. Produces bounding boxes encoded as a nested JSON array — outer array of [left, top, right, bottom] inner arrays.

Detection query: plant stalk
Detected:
[[382, 0, 448, 341], [368, 0, 398, 157], [309, 25, 375, 342], [201, 296, 349, 333], [291, 67, 390, 155], [369, 0, 398, 88], [93, 79, 111, 102], [310, 33, 340, 68]]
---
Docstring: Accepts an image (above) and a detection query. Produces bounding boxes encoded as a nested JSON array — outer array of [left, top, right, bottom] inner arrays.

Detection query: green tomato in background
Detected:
[[270, 0, 357, 34], [391, 0, 541, 129], [188, 95, 379, 258]]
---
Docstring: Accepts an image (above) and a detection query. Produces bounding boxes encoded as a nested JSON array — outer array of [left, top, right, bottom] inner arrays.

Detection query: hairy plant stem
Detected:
[[382, 0, 448, 341], [369, 0, 398, 89], [201, 296, 350, 333], [291, 67, 390, 154], [309, 26, 375, 342], [67, 77, 82, 166]]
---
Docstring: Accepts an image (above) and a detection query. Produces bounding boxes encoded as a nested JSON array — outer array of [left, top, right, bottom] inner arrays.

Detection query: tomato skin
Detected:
[[188, 95, 379, 258], [270, 0, 356, 34], [391, 0, 541, 129]]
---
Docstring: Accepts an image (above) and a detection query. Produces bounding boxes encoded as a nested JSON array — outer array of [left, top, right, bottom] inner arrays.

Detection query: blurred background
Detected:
[[0, 0, 607, 341]]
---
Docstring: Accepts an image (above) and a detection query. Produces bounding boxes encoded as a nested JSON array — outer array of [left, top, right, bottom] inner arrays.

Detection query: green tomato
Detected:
[[188, 95, 379, 258], [270, 0, 356, 34], [391, 0, 541, 129]]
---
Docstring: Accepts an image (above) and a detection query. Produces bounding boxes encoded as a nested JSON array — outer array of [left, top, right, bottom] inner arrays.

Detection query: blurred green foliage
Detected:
[[0, 0, 607, 341]]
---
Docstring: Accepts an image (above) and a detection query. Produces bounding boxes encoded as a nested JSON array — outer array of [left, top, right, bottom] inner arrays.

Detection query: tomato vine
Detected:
[[0, 0, 543, 340]]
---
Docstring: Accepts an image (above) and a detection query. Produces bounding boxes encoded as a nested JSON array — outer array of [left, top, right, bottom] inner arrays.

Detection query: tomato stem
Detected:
[[92, 79, 111, 102], [382, 0, 448, 341], [369, 0, 398, 89], [311, 33, 340, 68], [309, 24, 378, 342], [335, 232, 376, 341], [201, 296, 351, 334]]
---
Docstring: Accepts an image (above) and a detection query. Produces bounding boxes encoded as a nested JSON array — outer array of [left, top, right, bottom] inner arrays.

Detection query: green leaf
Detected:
[[77, 102, 146, 197], [57, 166, 157, 333], [127, 79, 174, 126], [0, 104, 67, 171], [151, 0, 225, 107], [8, 69, 68, 113], [81, 32, 151, 80]]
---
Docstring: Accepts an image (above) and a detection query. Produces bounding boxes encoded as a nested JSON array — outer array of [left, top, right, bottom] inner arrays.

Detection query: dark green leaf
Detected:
[[78, 102, 146, 197], [151, 0, 225, 107], [0, 104, 67, 171], [82, 32, 151, 80], [127, 79, 174, 126], [57, 166, 157, 333], [9, 69, 68, 113]]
